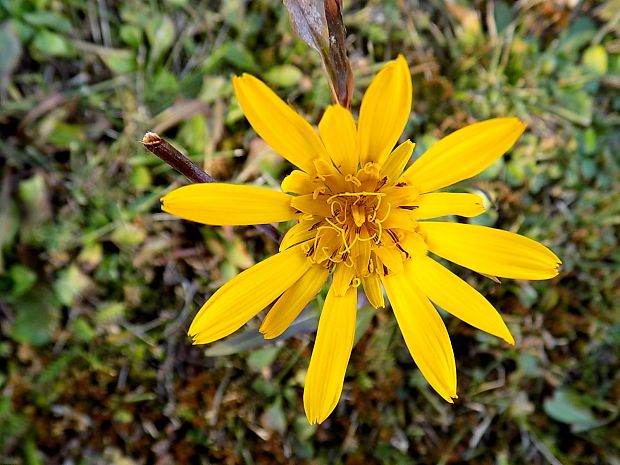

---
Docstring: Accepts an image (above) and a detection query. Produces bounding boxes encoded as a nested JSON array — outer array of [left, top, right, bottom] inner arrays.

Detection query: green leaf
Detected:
[[129, 165, 153, 191], [18, 174, 51, 246], [247, 347, 280, 371], [222, 42, 259, 71], [353, 304, 375, 346], [582, 126, 597, 155], [582, 45, 608, 76], [98, 48, 137, 74], [95, 302, 126, 324], [119, 24, 142, 48], [262, 397, 287, 434], [6, 265, 37, 299], [31, 29, 75, 57], [0, 193, 19, 272], [53, 265, 90, 306], [71, 317, 97, 342], [145, 14, 175, 64], [110, 223, 146, 247], [543, 389, 602, 432], [550, 89, 593, 126], [145, 68, 179, 110], [557, 17, 596, 55], [264, 64, 303, 88], [22, 11, 72, 32], [178, 113, 209, 156], [12, 286, 60, 347], [493, 1, 512, 33], [0, 22, 22, 84], [18, 174, 48, 213], [23, 436, 43, 465], [47, 121, 85, 148]]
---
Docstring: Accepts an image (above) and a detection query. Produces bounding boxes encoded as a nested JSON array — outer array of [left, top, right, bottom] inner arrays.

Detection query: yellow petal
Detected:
[[411, 193, 486, 219], [332, 262, 356, 296], [402, 118, 527, 192], [362, 273, 384, 308], [291, 194, 332, 217], [381, 140, 415, 183], [409, 255, 514, 344], [374, 245, 404, 274], [233, 74, 328, 173], [350, 233, 372, 276], [380, 208, 417, 231], [358, 55, 412, 166], [304, 285, 357, 424], [279, 219, 318, 252], [383, 185, 420, 206], [260, 265, 329, 339], [161, 183, 295, 225], [281, 170, 315, 195], [382, 271, 457, 402], [418, 222, 561, 280], [318, 105, 359, 175], [399, 231, 428, 258], [189, 245, 311, 344]]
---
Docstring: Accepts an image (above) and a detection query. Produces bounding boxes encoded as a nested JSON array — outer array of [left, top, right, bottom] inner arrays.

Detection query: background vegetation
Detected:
[[1, 0, 619, 463]]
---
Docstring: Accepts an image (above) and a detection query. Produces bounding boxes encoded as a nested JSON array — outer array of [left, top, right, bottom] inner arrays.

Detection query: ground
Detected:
[[1, 0, 619, 464]]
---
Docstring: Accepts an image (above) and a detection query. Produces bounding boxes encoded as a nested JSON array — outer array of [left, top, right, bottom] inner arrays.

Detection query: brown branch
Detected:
[[142, 132, 216, 183], [142, 132, 280, 242]]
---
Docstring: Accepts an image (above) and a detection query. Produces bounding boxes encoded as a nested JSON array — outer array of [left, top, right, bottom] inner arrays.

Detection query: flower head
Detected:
[[161, 55, 561, 424]]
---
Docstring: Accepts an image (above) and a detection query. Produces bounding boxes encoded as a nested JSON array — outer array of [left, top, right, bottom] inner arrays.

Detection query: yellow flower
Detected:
[[161, 55, 561, 425]]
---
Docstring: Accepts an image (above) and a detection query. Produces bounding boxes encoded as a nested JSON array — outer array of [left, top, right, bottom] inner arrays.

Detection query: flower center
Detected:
[[289, 161, 425, 289], [325, 191, 387, 246]]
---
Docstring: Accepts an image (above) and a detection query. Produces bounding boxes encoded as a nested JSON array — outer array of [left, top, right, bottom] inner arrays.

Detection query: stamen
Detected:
[[341, 229, 357, 254], [362, 162, 379, 175], [375, 221, 384, 244], [330, 199, 347, 224], [320, 246, 333, 262], [325, 218, 345, 234], [368, 196, 382, 222], [357, 231, 376, 242], [345, 174, 362, 187]]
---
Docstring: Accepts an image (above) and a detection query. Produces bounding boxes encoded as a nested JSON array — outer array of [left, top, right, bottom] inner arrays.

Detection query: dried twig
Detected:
[[142, 132, 216, 184], [142, 132, 280, 242]]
